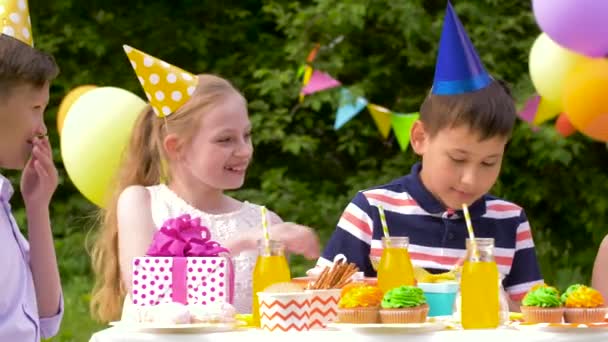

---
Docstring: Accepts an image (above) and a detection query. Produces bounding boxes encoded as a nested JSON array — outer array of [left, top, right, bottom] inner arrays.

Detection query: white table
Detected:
[[90, 326, 608, 342]]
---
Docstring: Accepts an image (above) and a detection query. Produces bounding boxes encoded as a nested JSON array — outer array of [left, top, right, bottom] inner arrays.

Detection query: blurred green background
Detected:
[[3, 0, 606, 341]]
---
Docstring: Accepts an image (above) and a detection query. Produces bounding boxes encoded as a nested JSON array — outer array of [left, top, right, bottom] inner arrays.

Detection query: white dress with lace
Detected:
[[146, 184, 263, 314]]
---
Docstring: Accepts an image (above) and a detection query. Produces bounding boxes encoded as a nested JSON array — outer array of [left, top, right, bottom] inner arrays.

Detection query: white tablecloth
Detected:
[[90, 327, 608, 342]]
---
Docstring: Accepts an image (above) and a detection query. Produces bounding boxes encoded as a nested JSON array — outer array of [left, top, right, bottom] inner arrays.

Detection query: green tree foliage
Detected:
[[2, 1, 604, 340]]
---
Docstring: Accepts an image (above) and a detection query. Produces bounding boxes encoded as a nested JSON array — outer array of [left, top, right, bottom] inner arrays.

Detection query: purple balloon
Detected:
[[533, 0, 608, 57]]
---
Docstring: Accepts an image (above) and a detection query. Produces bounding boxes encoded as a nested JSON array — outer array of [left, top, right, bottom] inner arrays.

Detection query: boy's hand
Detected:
[[20, 136, 58, 210], [268, 222, 320, 260]]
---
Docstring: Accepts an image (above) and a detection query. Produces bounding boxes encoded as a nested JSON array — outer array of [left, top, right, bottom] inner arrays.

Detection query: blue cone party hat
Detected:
[[432, 1, 492, 95]]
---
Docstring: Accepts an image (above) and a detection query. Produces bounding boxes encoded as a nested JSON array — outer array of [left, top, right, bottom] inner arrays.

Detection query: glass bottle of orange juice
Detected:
[[251, 239, 291, 327], [461, 238, 499, 329], [377, 236, 415, 293]]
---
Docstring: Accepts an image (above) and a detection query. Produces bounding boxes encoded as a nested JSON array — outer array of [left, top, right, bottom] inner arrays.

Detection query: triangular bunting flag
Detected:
[[334, 88, 368, 130], [391, 112, 419, 151], [299, 65, 314, 102], [306, 43, 321, 63], [303, 65, 313, 85], [533, 97, 560, 125], [302, 70, 341, 95], [296, 64, 306, 79], [518, 95, 540, 124], [367, 104, 392, 139]]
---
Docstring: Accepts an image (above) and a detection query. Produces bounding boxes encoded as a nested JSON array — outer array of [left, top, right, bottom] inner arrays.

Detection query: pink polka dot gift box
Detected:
[[131, 214, 234, 307]]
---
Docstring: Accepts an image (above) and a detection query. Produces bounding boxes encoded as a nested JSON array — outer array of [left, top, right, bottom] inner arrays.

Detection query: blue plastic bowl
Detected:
[[418, 282, 459, 317]]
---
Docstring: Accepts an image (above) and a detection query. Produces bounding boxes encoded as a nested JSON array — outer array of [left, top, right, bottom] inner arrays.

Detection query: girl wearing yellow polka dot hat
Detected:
[[90, 46, 321, 322]]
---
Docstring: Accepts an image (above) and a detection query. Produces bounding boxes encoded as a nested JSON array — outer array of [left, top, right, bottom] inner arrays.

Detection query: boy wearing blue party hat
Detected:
[[315, 1, 543, 309]]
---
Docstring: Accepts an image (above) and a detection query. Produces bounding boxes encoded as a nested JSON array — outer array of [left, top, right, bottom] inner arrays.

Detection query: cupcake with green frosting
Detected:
[[560, 284, 607, 323], [520, 284, 564, 323], [379, 286, 429, 323]]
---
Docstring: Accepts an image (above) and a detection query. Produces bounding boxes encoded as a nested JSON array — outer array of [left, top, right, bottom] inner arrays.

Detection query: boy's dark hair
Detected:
[[0, 34, 59, 96], [419, 79, 516, 140]]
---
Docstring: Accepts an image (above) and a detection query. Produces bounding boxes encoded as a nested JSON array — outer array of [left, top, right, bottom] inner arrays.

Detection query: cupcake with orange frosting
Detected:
[[520, 284, 564, 323], [340, 282, 367, 297], [379, 286, 429, 323], [561, 284, 607, 323], [337, 284, 383, 323]]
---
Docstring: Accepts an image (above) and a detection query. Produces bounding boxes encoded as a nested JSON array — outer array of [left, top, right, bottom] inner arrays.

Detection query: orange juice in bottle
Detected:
[[251, 240, 291, 327], [377, 236, 415, 292], [461, 238, 499, 329]]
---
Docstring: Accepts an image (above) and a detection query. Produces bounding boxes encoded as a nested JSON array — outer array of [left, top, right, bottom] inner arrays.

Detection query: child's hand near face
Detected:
[[20, 136, 58, 210]]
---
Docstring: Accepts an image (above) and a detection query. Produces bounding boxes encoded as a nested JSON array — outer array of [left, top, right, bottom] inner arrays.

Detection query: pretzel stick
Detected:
[[332, 265, 350, 288], [309, 262, 360, 289], [327, 263, 344, 288], [323, 265, 340, 289], [336, 264, 353, 282], [331, 264, 348, 287], [323, 260, 342, 288], [334, 264, 359, 288], [334, 278, 353, 289], [313, 267, 326, 289], [308, 268, 322, 289], [345, 263, 358, 278], [324, 267, 340, 288], [336, 266, 358, 287], [312, 266, 330, 289], [321, 271, 333, 289]]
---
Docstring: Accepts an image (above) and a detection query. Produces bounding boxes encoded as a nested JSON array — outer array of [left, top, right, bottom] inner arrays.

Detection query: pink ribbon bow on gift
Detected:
[[146, 214, 230, 257], [144, 214, 234, 305]]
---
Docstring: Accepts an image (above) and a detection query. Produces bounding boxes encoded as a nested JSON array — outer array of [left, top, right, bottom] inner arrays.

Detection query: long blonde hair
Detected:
[[89, 74, 244, 323]]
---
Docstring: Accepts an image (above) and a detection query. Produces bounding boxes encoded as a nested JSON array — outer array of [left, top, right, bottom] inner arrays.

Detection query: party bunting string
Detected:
[[296, 45, 419, 151]]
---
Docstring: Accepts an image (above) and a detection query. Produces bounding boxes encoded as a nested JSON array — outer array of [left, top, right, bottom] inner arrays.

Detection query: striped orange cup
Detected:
[[258, 292, 312, 332]]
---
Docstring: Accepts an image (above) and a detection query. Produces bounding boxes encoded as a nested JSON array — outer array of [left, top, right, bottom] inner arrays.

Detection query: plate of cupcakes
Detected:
[[512, 283, 608, 333], [327, 284, 447, 334]]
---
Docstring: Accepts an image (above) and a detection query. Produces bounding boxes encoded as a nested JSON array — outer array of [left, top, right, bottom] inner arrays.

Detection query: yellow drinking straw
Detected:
[[261, 206, 270, 254], [461, 203, 479, 259], [377, 205, 391, 247]]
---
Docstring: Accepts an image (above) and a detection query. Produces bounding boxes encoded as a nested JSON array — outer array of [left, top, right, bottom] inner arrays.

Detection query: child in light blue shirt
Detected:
[[0, 7, 63, 340]]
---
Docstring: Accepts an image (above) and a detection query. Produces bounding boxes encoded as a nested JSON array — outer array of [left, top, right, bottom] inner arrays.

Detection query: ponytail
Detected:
[[90, 105, 164, 322]]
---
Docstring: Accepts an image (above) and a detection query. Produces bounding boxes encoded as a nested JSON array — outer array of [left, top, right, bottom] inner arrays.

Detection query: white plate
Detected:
[[326, 321, 446, 334], [509, 322, 608, 333], [109, 321, 240, 334]]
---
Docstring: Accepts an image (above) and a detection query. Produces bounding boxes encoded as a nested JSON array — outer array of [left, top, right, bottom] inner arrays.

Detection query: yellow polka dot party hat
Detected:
[[0, 0, 33, 46], [123, 45, 198, 117]]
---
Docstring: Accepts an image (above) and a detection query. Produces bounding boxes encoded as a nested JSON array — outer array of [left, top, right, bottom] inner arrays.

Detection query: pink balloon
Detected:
[[533, 0, 608, 57]]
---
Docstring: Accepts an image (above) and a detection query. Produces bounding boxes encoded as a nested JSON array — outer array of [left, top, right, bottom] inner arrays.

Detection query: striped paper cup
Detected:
[[258, 292, 311, 332], [305, 289, 341, 328]]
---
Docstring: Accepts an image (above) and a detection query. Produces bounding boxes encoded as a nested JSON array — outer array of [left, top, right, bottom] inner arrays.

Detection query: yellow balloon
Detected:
[[61, 87, 147, 207], [529, 33, 590, 111], [563, 59, 608, 142], [532, 96, 561, 126], [56, 85, 97, 134]]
